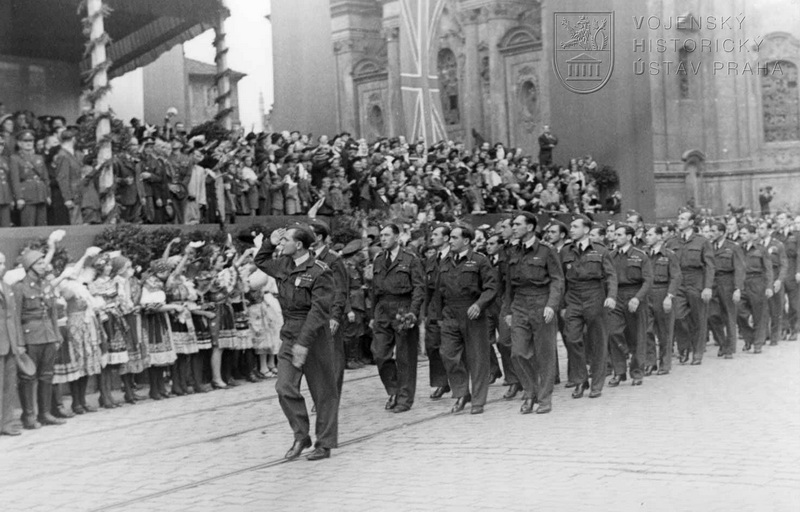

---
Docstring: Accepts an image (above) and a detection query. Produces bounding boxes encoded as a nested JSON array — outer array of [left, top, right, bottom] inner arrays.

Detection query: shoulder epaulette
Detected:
[[314, 260, 330, 271], [541, 240, 554, 249], [631, 246, 647, 257]]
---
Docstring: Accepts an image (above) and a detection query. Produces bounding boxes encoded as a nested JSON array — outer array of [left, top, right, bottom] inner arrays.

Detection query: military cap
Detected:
[[19, 248, 45, 271], [341, 239, 363, 257]]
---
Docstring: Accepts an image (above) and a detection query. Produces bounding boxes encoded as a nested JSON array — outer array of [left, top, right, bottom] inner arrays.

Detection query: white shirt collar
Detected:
[[457, 248, 469, 260], [293, 252, 310, 267], [579, 239, 590, 251], [314, 245, 325, 258], [523, 236, 537, 249], [438, 246, 450, 258], [389, 245, 401, 261], [619, 244, 631, 254]]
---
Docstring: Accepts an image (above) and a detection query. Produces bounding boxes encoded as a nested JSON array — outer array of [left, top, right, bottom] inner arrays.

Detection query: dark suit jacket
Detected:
[[0, 281, 21, 356]]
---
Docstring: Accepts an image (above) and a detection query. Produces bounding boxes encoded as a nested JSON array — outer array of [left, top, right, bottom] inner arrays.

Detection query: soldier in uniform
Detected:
[[561, 215, 617, 399], [774, 212, 800, 340], [370, 223, 425, 413], [668, 210, 715, 365], [309, 220, 349, 397], [13, 248, 66, 429], [758, 219, 788, 346], [435, 224, 497, 415], [341, 240, 367, 369], [422, 224, 451, 400], [140, 138, 168, 224], [707, 221, 745, 358], [544, 220, 569, 386], [0, 252, 23, 436], [645, 225, 681, 375], [167, 139, 191, 225], [737, 225, 774, 353], [0, 137, 12, 227], [254, 226, 338, 461], [9, 129, 50, 226], [505, 213, 563, 414], [485, 228, 522, 399], [607, 225, 653, 387], [114, 138, 145, 223], [53, 129, 84, 225]]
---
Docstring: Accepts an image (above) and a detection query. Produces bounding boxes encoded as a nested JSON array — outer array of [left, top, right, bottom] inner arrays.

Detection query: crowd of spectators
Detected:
[[0, 105, 622, 230]]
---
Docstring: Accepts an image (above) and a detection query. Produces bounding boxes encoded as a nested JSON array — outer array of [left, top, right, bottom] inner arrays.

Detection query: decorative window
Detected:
[[761, 60, 799, 142], [678, 48, 689, 99], [437, 48, 460, 125]]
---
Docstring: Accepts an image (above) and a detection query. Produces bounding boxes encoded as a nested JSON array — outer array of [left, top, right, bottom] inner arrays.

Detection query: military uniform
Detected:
[[506, 238, 563, 408], [314, 245, 349, 397], [254, 241, 339, 451], [422, 249, 450, 391], [14, 271, 63, 428], [53, 147, 85, 225], [435, 249, 497, 409], [9, 150, 50, 226], [708, 239, 745, 357], [737, 242, 773, 351], [1, 280, 22, 434], [371, 247, 425, 410], [646, 244, 681, 373], [763, 236, 788, 346], [774, 227, 800, 339], [561, 239, 618, 395], [669, 232, 715, 364], [342, 250, 367, 367], [608, 245, 652, 382], [0, 155, 12, 227]]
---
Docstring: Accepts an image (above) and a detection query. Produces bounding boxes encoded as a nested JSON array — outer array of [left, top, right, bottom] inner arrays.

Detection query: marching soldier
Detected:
[[737, 225, 774, 353], [758, 219, 788, 346], [435, 224, 497, 414], [668, 210, 715, 365], [544, 220, 569, 386], [505, 213, 563, 414], [561, 215, 617, 399], [608, 225, 652, 387], [370, 224, 425, 413], [341, 240, 367, 369], [422, 224, 451, 400], [253, 226, 338, 461], [645, 225, 681, 375], [707, 222, 745, 359], [13, 247, 65, 429], [9, 129, 50, 226], [774, 212, 800, 341]]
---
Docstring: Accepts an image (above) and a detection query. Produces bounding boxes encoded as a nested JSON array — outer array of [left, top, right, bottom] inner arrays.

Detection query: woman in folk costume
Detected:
[[245, 262, 282, 378], [111, 256, 148, 404], [89, 253, 131, 408], [140, 258, 180, 400], [202, 247, 240, 389], [54, 247, 104, 414], [226, 248, 257, 382]]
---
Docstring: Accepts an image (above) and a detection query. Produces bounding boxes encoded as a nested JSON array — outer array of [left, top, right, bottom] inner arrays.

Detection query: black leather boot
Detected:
[[19, 380, 41, 429], [38, 381, 66, 426]]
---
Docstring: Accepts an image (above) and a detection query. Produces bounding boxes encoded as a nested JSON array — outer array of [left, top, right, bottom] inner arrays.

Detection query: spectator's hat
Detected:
[[15, 352, 36, 378], [366, 226, 380, 240], [341, 239, 363, 257], [0, 113, 13, 127], [18, 248, 45, 271]]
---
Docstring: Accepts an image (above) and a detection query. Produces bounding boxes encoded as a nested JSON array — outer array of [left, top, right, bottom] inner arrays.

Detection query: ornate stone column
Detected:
[[383, 25, 404, 137], [214, 0, 233, 130], [459, 7, 483, 147]]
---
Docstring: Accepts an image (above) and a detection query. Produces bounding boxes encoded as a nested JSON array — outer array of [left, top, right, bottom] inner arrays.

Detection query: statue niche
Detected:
[[437, 48, 460, 125]]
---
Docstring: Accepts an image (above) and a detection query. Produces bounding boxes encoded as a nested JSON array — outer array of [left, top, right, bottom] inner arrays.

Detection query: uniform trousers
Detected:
[[0, 204, 11, 227], [737, 275, 768, 350], [332, 316, 346, 397], [563, 282, 608, 393], [510, 291, 557, 406], [708, 275, 738, 356], [424, 320, 449, 388], [20, 203, 47, 227], [372, 299, 418, 408], [440, 302, 490, 407], [0, 353, 17, 431], [608, 288, 648, 379], [674, 271, 708, 362], [487, 303, 518, 386], [646, 286, 674, 372], [784, 279, 799, 334], [767, 286, 785, 345], [275, 317, 338, 449]]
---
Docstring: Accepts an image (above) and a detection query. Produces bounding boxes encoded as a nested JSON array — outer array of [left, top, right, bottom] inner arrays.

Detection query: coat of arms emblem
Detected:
[[553, 12, 615, 94]]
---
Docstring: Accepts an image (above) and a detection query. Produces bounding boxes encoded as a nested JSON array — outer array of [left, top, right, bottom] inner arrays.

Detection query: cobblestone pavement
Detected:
[[1, 338, 799, 512]]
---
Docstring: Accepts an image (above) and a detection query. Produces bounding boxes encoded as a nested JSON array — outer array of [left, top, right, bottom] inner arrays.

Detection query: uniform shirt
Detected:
[[435, 249, 497, 312], [611, 244, 653, 301], [9, 151, 50, 204], [762, 236, 788, 283], [741, 242, 774, 284], [505, 237, 564, 311], [668, 231, 715, 289], [649, 244, 682, 296], [371, 247, 425, 318], [253, 242, 333, 348], [712, 238, 745, 290], [560, 239, 618, 301], [774, 227, 800, 278], [13, 274, 61, 345], [314, 245, 349, 320]]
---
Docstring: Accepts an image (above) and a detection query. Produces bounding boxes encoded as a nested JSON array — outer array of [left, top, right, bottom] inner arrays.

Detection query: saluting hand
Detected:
[[270, 228, 286, 246], [543, 307, 555, 323], [701, 288, 712, 303]]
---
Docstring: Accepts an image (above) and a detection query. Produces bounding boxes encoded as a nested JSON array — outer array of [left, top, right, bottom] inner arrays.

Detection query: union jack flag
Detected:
[[399, 0, 447, 145]]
